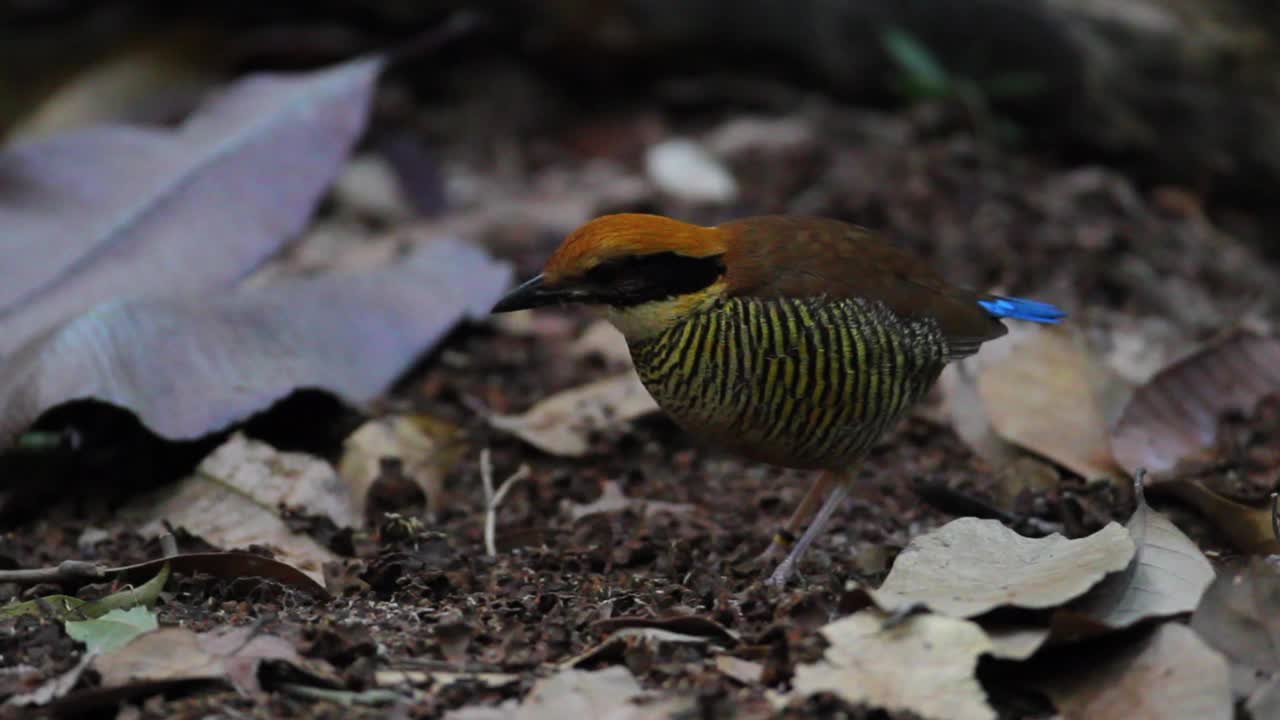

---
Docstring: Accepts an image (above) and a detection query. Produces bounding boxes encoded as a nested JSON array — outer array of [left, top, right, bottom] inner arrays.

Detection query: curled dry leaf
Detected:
[[790, 610, 996, 720], [489, 374, 660, 457], [1191, 557, 1280, 703], [975, 325, 1123, 480], [1040, 624, 1231, 720], [868, 517, 1133, 618], [122, 434, 351, 586], [1063, 483, 1214, 631], [0, 237, 511, 445], [112, 552, 328, 598], [1111, 332, 1280, 476], [0, 54, 384, 357], [1163, 480, 1280, 555]]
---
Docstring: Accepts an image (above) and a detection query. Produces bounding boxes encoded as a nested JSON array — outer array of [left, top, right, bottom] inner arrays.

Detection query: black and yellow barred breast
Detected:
[[628, 295, 950, 469]]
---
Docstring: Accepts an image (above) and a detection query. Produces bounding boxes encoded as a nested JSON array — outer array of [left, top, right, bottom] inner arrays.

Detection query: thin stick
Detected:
[[479, 449, 531, 558], [0, 560, 104, 586]]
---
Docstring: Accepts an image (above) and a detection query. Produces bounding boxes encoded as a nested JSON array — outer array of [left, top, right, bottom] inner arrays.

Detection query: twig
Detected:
[[479, 449, 531, 558], [277, 682, 406, 707], [0, 560, 105, 586]]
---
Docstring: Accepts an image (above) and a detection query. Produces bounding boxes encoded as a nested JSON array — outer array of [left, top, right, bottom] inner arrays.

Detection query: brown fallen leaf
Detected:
[[1191, 557, 1280, 704], [122, 434, 352, 585], [1064, 482, 1214, 630], [0, 236, 510, 445], [1040, 624, 1231, 720], [1164, 479, 1280, 555], [790, 610, 996, 720], [0, 54, 384, 357], [1111, 332, 1280, 476], [976, 325, 1123, 480], [868, 517, 1134, 617], [112, 552, 328, 598], [91, 625, 315, 695], [490, 374, 660, 457], [565, 480, 694, 522]]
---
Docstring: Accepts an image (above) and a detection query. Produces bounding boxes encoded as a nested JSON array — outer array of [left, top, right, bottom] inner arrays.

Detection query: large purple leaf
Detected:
[[0, 237, 511, 444], [0, 55, 384, 356]]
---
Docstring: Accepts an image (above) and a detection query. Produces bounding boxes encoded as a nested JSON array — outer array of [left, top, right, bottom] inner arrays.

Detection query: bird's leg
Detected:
[[765, 474, 852, 587], [759, 471, 836, 562]]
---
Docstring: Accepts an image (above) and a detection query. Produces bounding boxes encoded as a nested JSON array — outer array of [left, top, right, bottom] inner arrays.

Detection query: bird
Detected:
[[492, 213, 1065, 586]]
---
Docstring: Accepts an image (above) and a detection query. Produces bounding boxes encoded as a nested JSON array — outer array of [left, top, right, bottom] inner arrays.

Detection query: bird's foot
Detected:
[[765, 557, 797, 588]]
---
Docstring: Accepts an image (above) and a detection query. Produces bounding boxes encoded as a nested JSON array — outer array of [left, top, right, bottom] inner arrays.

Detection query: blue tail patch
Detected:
[[978, 296, 1066, 324]]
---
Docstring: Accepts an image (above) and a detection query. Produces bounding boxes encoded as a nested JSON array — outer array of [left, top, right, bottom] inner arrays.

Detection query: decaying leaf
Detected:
[[975, 325, 1123, 480], [1065, 483, 1214, 630], [489, 374, 659, 457], [1191, 557, 1280, 702], [0, 55, 384, 357], [64, 606, 158, 655], [122, 434, 350, 585], [790, 610, 996, 720], [112, 551, 327, 598], [443, 666, 647, 720], [338, 413, 464, 522], [91, 625, 306, 695], [1040, 624, 1231, 720], [1164, 480, 1280, 555], [1111, 332, 1280, 476], [868, 517, 1133, 617], [0, 237, 510, 445], [565, 480, 694, 522]]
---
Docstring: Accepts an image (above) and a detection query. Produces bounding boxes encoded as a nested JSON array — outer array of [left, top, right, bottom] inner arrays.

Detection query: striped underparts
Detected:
[[629, 295, 950, 469]]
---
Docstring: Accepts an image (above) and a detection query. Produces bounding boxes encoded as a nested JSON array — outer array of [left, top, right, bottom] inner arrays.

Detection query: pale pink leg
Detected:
[[759, 471, 837, 561], [766, 479, 851, 587]]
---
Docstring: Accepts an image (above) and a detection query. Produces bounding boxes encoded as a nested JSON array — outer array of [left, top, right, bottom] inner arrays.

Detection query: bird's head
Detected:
[[492, 213, 729, 339]]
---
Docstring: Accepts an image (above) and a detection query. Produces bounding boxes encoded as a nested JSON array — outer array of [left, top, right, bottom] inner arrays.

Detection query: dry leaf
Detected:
[[490, 374, 659, 457], [983, 625, 1051, 661], [976, 325, 1122, 479], [790, 610, 995, 720], [869, 517, 1134, 617], [7, 29, 223, 142], [1165, 480, 1280, 555], [443, 666, 645, 720], [1112, 332, 1280, 476], [1066, 484, 1213, 630], [0, 55, 384, 357], [939, 361, 1022, 468], [1191, 557, 1280, 702], [0, 237, 510, 444], [123, 434, 351, 584], [715, 655, 764, 685], [566, 480, 694, 522], [338, 414, 464, 522], [1041, 624, 1231, 720], [92, 625, 303, 695]]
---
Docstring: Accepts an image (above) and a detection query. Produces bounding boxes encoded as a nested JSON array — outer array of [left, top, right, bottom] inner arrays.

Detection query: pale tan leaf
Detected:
[[1191, 557, 1280, 701], [869, 517, 1134, 617], [1112, 332, 1280, 476], [1069, 485, 1214, 628], [565, 480, 694, 522], [976, 325, 1122, 480], [124, 433, 352, 584], [443, 667, 645, 720], [92, 625, 302, 695], [1042, 624, 1231, 720], [338, 414, 463, 522], [791, 610, 995, 720], [984, 625, 1051, 661], [489, 374, 659, 457], [1165, 480, 1280, 555], [715, 655, 764, 685]]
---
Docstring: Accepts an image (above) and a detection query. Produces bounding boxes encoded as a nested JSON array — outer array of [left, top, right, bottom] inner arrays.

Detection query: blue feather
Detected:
[[978, 296, 1067, 324]]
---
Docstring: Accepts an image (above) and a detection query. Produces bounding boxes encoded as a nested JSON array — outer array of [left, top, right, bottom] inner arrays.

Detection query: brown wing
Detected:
[[717, 215, 1005, 357]]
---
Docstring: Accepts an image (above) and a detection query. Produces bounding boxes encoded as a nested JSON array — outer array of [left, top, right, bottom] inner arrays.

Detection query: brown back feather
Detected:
[[717, 216, 1005, 356]]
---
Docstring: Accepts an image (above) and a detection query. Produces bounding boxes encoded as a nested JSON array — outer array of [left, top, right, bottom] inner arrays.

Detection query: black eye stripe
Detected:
[[583, 252, 725, 307]]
